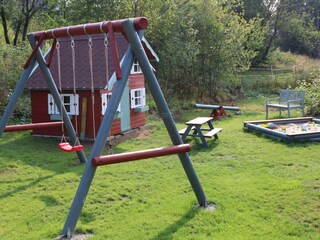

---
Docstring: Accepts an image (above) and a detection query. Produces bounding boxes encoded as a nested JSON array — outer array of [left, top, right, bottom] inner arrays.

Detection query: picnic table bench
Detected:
[[179, 117, 222, 147]]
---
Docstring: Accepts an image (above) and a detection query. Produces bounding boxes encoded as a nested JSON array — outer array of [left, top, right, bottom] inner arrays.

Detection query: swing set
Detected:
[[0, 17, 208, 238]]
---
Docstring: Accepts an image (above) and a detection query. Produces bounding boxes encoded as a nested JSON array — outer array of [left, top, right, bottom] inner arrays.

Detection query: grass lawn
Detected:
[[0, 100, 319, 239]]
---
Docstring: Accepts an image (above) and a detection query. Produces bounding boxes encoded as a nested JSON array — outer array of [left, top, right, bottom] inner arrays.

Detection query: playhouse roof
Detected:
[[26, 33, 158, 90]]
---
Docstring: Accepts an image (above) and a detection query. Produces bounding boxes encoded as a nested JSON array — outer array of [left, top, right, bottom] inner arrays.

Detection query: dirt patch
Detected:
[[57, 233, 92, 240], [107, 125, 153, 146], [80, 126, 154, 152]]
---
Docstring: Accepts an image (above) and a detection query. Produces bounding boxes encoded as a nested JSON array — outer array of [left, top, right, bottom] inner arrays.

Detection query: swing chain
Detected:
[[88, 35, 96, 139], [56, 38, 65, 139], [104, 33, 108, 47], [56, 38, 62, 93], [104, 33, 109, 88], [70, 36, 79, 141], [71, 37, 75, 48], [88, 36, 93, 47], [103, 33, 113, 153], [56, 39, 60, 50]]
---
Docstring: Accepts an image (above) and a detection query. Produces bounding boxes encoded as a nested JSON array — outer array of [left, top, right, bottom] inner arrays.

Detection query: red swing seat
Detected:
[[58, 142, 83, 153]]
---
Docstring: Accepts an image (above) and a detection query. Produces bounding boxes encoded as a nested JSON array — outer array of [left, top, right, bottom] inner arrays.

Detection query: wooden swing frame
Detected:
[[0, 17, 208, 239], [4, 121, 63, 132]]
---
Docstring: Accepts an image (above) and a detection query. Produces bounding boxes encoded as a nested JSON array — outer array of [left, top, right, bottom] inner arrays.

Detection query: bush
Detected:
[[0, 43, 29, 120], [295, 70, 320, 116]]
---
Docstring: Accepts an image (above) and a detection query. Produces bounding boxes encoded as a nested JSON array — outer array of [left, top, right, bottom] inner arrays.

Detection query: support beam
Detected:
[[4, 122, 62, 132], [93, 144, 191, 166], [123, 20, 208, 207]]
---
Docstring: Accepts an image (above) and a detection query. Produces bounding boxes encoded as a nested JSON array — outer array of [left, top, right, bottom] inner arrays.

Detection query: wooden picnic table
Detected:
[[179, 117, 222, 147]]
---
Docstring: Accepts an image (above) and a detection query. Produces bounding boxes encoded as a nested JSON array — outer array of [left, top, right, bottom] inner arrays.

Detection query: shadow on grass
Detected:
[[0, 174, 55, 199], [150, 207, 199, 240], [0, 132, 86, 174], [185, 138, 220, 156], [37, 193, 61, 206]]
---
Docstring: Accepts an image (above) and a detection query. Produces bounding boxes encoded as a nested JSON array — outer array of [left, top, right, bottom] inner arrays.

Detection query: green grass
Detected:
[[0, 101, 319, 239]]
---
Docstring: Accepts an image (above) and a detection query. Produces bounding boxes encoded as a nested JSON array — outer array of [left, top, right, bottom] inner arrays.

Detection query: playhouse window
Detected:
[[130, 59, 142, 74], [101, 93, 121, 115], [130, 88, 146, 109], [48, 94, 79, 115]]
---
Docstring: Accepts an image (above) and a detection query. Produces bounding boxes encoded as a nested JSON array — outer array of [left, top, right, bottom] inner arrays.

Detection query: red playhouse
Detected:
[[25, 33, 158, 140]]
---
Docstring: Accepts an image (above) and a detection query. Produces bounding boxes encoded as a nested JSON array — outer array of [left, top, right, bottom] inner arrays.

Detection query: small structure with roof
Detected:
[[25, 33, 158, 140]]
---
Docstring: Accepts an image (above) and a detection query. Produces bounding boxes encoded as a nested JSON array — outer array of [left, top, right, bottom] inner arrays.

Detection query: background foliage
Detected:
[[0, 0, 320, 115], [295, 70, 320, 116]]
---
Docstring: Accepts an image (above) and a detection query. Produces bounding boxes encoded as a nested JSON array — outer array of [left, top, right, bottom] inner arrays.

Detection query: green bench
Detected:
[[266, 89, 305, 119]]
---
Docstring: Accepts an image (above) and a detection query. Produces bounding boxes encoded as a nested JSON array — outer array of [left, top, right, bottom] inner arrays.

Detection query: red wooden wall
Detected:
[[129, 74, 146, 129], [30, 76, 146, 139]]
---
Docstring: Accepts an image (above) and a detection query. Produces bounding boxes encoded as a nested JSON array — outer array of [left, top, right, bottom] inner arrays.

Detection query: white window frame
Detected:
[[130, 59, 142, 74], [101, 93, 121, 115], [48, 94, 79, 115], [130, 88, 146, 109]]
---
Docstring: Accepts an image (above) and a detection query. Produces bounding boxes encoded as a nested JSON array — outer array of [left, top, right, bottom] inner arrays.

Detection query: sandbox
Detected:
[[244, 117, 320, 141]]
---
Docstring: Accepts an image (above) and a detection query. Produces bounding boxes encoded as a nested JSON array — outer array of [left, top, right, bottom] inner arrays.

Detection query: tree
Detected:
[[151, 0, 199, 98], [256, 0, 320, 62], [0, 0, 47, 45], [192, 0, 265, 99], [0, 43, 29, 113], [276, 0, 320, 58], [140, 0, 266, 100]]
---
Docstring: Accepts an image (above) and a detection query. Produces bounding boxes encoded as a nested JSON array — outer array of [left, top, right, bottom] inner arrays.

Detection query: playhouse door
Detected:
[[120, 81, 131, 132]]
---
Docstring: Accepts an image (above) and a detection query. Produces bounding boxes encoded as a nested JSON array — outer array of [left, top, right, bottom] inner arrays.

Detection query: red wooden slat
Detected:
[[33, 17, 148, 40], [92, 144, 191, 166], [4, 122, 63, 132], [108, 22, 122, 80]]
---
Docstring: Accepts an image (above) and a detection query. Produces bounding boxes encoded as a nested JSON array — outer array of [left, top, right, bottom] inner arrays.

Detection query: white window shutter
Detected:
[[101, 93, 107, 115], [48, 94, 55, 114], [67, 94, 79, 115], [130, 89, 135, 109], [142, 88, 146, 106], [75, 94, 79, 115], [70, 95, 74, 115]]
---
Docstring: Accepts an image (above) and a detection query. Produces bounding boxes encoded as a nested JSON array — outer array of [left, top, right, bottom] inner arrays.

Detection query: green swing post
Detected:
[[123, 19, 208, 207]]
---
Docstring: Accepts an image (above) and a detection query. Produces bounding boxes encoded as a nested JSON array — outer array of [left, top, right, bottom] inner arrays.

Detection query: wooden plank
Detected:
[[267, 103, 304, 109], [186, 117, 213, 125], [204, 128, 222, 138], [4, 121, 63, 132], [194, 103, 240, 111], [93, 144, 191, 166], [179, 126, 195, 135], [244, 117, 313, 125]]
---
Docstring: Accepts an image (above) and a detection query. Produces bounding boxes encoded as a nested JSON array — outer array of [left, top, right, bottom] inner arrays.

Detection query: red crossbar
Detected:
[[92, 144, 191, 166], [4, 122, 62, 132], [33, 17, 148, 40]]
